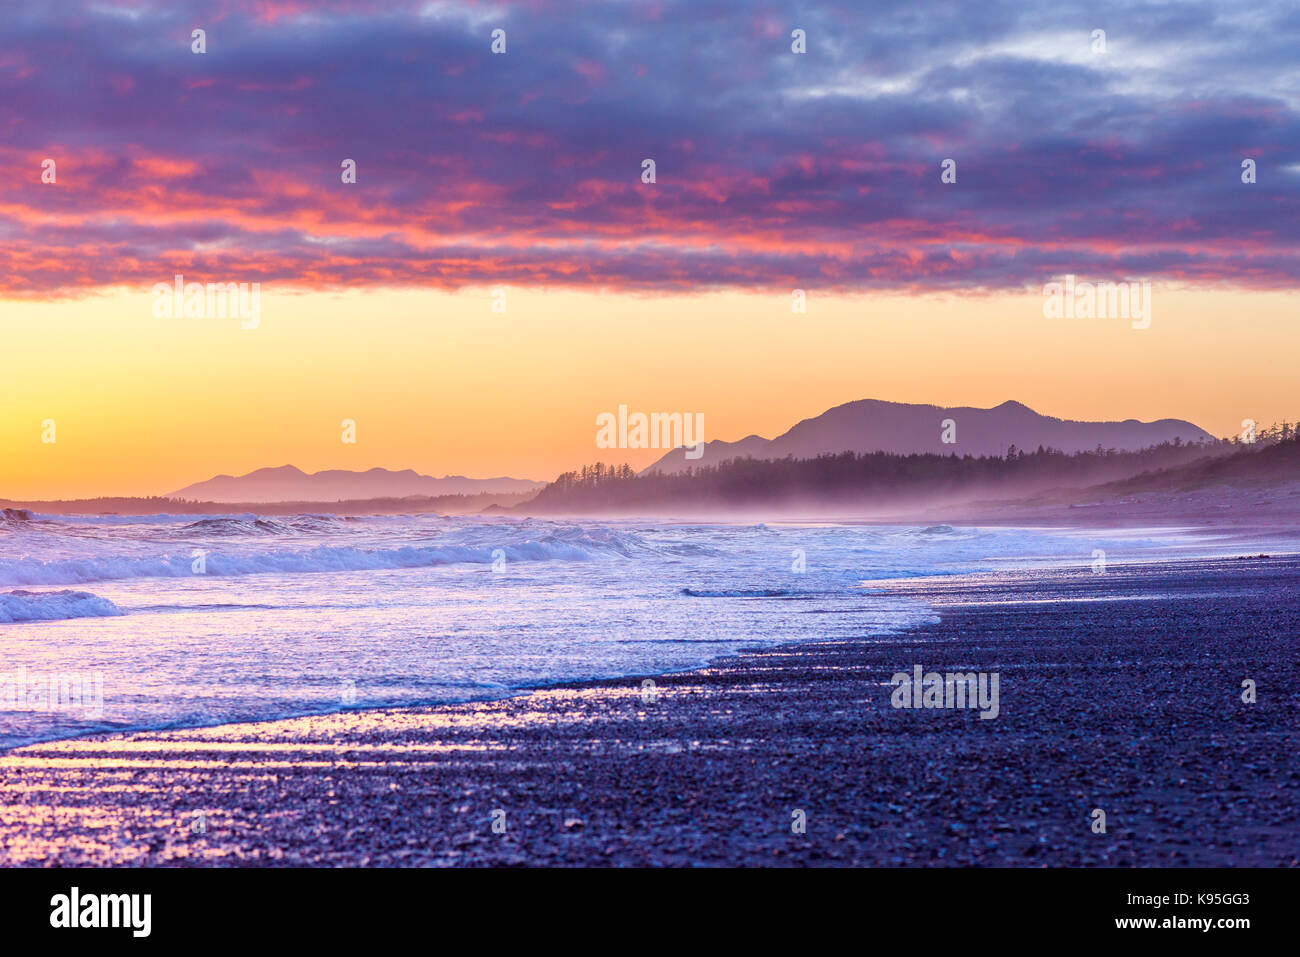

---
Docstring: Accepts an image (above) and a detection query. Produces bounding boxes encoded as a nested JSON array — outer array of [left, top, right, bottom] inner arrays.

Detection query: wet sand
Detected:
[[0, 555, 1295, 867]]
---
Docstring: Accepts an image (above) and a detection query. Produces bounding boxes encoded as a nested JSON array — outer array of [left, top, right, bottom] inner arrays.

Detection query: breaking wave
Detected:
[[0, 589, 124, 623], [0, 534, 638, 587], [1, 508, 36, 526], [184, 517, 282, 534]]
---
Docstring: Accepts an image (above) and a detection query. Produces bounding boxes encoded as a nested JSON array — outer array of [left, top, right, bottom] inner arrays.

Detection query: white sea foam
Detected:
[[0, 589, 124, 623], [0, 515, 1253, 750], [0, 530, 640, 587]]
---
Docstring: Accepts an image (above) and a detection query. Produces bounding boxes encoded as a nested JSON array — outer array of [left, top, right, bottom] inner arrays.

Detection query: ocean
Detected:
[[0, 511, 1252, 750]]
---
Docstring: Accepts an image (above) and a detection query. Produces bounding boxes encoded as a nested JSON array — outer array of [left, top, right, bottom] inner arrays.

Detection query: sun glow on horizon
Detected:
[[1, 284, 1294, 501]]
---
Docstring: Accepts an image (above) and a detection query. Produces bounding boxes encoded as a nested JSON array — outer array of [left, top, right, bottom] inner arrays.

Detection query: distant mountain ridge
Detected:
[[168, 465, 544, 503], [645, 399, 1216, 474]]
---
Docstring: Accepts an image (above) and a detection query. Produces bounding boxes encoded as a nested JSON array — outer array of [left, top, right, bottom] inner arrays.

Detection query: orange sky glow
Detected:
[[1, 284, 1292, 500]]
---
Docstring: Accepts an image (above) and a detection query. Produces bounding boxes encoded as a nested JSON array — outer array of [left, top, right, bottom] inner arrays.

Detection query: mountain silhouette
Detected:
[[168, 465, 543, 503], [644, 399, 1215, 474]]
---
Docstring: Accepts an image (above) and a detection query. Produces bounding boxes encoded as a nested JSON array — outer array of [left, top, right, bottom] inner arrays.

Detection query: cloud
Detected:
[[1, 0, 1298, 296]]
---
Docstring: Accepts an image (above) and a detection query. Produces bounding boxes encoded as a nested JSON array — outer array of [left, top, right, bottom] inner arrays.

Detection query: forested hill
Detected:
[[522, 433, 1295, 516]]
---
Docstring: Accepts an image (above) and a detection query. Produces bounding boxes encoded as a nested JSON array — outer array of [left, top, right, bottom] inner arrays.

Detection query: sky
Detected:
[[1, 0, 1297, 498]]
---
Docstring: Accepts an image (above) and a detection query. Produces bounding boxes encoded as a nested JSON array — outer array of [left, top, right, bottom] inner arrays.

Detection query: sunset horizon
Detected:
[[4, 284, 1296, 499]]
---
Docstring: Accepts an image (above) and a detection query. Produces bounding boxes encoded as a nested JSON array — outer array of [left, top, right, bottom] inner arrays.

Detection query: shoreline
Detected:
[[1, 554, 1296, 866], [0, 544, 1281, 758]]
